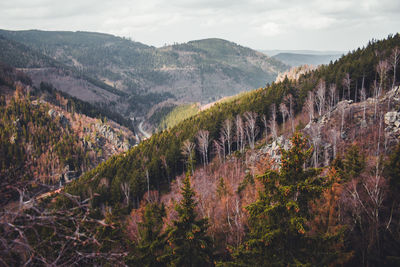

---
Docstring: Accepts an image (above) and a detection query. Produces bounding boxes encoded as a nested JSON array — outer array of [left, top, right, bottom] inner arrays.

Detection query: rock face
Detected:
[[48, 109, 69, 126], [260, 136, 291, 165], [95, 123, 131, 150], [384, 111, 400, 134]]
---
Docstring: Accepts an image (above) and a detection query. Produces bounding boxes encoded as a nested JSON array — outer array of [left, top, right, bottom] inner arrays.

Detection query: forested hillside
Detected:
[[2, 34, 400, 266], [0, 63, 136, 207], [0, 30, 289, 119]]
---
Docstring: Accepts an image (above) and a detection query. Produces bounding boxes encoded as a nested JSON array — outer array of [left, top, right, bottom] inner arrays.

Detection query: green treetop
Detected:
[[166, 174, 214, 267], [233, 133, 334, 266]]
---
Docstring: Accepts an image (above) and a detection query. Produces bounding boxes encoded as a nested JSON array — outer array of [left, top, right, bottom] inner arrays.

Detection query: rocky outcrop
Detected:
[[384, 111, 400, 134], [48, 109, 69, 126], [95, 123, 132, 151]]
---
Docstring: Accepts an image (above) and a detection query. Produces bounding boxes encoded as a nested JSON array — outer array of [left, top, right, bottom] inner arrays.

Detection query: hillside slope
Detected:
[[0, 63, 136, 207], [0, 30, 289, 107]]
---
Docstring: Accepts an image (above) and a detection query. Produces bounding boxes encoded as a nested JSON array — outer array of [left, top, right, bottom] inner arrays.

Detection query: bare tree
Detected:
[[262, 115, 269, 144], [339, 102, 347, 134], [120, 181, 130, 206], [182, 139, 195, 173], [377, 60, 389, 95], [360, 86, 367, 122], [329, 129, 339, 158], [279, 102, 289, 131], [287, 94, 295, 133], [219, 134, 226, 159], [196, 130, 210, 167], [390, 46, 399, 88], [328, 83, 336, 117], [305, 91, 315, 124], [373, 80, 379, 120], [342, 73, 351, 100], [235, 115, 245, 152], [310, 123, 321, 167], [221, 118, 233, 155], [244, 111, 259, 149], [0, 192, 126, 266], [316, 79, 326, 116], [213, 139, 224, 163], [268, 104, 277, 139]]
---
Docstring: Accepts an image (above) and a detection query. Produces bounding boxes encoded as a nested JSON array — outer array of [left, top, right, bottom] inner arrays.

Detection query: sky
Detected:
[[1, 0, 399, 52]]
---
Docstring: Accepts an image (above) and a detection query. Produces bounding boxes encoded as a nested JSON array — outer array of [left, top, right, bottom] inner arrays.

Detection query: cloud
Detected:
[[0, 0, 399, 50]]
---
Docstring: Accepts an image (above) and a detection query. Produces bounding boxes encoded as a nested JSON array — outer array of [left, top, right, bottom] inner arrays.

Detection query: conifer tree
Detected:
[[129, 203, 167, 267], [166, 174, 213, 266], [233, 133, 334, 266]]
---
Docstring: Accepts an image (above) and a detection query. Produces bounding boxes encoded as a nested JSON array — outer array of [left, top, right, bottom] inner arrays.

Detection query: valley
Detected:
[[1, 28, 400, 266]]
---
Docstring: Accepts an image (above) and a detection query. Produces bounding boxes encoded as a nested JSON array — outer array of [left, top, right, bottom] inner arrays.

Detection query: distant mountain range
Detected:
[[0, 30, 289, 118], [272, 52, 343, 67]]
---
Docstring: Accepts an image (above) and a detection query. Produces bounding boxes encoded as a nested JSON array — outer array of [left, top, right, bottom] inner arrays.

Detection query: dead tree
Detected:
[[305, 91, 315, 124], [310, 123, 321, 167], [279, 102, 289, 131], [316, 79, 326, 116], [0, 192, 127, 266], [287, 94, 295, 133], [390, 46, 399, 88], [342, 73, 351, 100], [235, 115, 245, 152], [268, 104, 277, 139], [262, 115, 268, 144], [244, 111, 259, 149], [328, 83, 336, 117], [181, 139, 195, 173], [120, 181, 130, 206], [329, 128, 339, 158], [221, 118, 233, 155], [196, 130, 210, 167], [360, 86, 367, 122], [213, 139, 224, 163], [377, 60, 389, 95]]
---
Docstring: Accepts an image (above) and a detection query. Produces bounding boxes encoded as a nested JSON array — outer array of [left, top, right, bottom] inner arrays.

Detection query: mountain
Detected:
[[0, 30, 289, 117], [260, 49, 345, 57], [272, 52, 342, 67]]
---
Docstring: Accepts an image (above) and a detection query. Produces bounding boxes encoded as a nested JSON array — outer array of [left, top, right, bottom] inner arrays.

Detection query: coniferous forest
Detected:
[[1, 29, 400, 266]]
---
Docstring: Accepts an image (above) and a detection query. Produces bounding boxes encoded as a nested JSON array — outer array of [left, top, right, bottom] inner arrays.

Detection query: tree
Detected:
[[342, 73, 351, 100], [328, 83, 336, 117], [261, 115, 268, 144], [279, 102, 289, 131], [235, 114, 245, 152], [390, 46, 399, 88], [244, 111, 259, 149], [221, 118, 233, 155], [305, 91, 315, 124], [182, 140, 195, 174], [316, 79, 326, 116], [268, 104, 277, 139], [196, 130, 210, 167], [287, 94, 295, 133], [360, 86, 367, 122], [130, 203, 167, 267], [166, 175, 213, 266], [377, 60, 389, 95], [233, 133, 333, 266]]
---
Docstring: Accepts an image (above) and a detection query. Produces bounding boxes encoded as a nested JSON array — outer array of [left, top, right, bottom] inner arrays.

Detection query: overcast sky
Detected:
[[1, 0, 399, 51]]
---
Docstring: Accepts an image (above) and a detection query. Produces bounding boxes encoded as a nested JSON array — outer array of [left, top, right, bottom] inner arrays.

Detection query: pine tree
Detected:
[[166, 174, 213, 266], [233, 133, 333, 266], [129, 203, 167, 267]]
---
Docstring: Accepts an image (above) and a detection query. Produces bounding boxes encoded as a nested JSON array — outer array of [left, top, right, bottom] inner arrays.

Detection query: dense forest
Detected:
[[1, 34, 400, 266]]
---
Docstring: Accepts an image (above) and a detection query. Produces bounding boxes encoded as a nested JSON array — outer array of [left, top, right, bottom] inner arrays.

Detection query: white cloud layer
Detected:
[[0, 0, 399, 51]]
